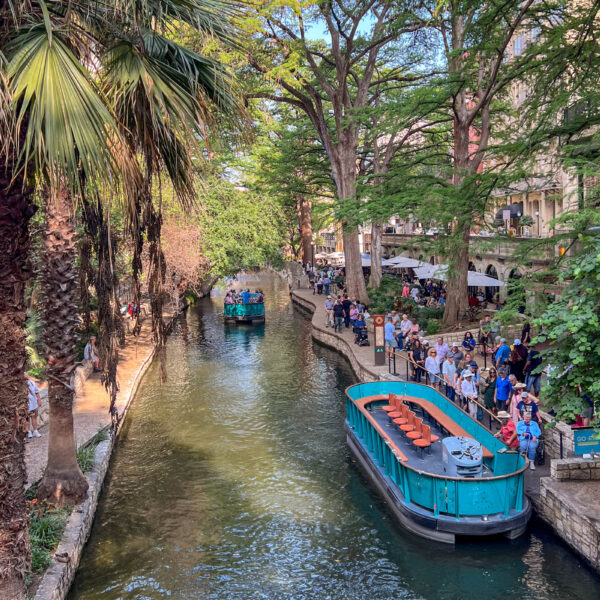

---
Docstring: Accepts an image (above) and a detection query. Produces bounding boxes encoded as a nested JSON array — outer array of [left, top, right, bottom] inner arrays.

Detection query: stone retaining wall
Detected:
[[540, 415, 575, 460], [550, 458, 600, 481], [534, 458, 600, 573], [33, 320, 169, 600], [291, 292, 391, 383]]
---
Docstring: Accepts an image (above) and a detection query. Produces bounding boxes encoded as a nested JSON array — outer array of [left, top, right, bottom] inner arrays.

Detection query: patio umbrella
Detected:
[[383, 256, 423, 268], [413, 264, 505, 287]]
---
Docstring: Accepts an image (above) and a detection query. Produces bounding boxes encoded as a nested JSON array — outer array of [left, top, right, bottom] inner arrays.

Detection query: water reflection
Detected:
[[69, 273, 600, 600]]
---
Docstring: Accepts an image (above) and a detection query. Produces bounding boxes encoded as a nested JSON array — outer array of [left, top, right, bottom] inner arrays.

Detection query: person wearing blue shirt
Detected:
[[495, 338, 511, 369], [323, 276, 331, 296], [494, 368, 512, 411], [385, 317, 397, 358], [241, 290, 250, 304], [516, 412, 541, 470]]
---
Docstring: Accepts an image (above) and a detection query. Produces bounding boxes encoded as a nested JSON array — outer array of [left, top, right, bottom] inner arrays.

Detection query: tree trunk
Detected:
[[369, 223, 382, 289], [442, 222, 471, 325], [37, 184, 88, 505], [297, 195, 313, 265], [0, 163, 35, 600]]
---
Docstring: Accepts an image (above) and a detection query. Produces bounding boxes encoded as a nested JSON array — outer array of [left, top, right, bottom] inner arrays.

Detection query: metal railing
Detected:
[[388, 349, 502, 433]]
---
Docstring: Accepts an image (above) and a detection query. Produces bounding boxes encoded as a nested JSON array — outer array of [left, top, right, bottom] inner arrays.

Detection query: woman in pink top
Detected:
[[402, 284, 410, 297]]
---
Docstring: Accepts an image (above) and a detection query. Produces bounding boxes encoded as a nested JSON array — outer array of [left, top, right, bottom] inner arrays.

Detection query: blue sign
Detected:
[[573, 428, 600, 455]]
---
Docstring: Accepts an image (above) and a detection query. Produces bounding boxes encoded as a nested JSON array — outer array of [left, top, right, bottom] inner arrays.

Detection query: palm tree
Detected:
[[0, 1, 241, 595]]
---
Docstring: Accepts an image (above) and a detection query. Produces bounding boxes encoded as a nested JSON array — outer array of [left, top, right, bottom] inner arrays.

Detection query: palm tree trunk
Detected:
[[0, 161, 35, 600], [36, 184, 88, 505]]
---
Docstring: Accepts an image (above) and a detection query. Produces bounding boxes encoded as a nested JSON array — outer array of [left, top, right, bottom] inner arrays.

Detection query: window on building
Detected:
[[531, 27, 540, 42], [513, 35, 524, 56]]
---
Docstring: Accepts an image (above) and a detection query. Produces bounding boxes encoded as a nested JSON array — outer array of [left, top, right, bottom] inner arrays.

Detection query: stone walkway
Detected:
[[25, 318, 159, 487]]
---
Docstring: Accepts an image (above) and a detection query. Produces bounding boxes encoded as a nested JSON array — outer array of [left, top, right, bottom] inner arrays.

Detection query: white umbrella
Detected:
[[327, 252, 344, 259], [383, 256, 423, 269], [314, 252, 329, 259], [467, 271, 505, 287], [413, 263, 446, 279], [361, 256, 386, 267], [413, 264, 505, 287]]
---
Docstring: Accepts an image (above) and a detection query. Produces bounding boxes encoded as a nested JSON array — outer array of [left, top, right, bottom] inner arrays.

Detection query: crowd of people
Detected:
[[306, 264, 344, 297], [224, 289, 265, 304]]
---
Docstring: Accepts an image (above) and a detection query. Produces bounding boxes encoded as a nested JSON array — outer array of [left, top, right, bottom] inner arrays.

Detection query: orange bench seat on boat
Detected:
[[359, 394, 492, 459]]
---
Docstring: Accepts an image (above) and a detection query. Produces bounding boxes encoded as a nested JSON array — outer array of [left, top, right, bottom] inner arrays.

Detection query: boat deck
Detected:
[[368, 404, 494, 477]]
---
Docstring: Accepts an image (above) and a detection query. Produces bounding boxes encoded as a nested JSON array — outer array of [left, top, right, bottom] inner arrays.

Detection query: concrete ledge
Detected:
[[33, 319, 170, 600]]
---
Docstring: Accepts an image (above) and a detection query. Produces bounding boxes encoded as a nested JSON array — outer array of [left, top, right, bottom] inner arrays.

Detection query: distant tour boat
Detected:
[[345, 381, 531, 544], [224, 302, 265, 324]]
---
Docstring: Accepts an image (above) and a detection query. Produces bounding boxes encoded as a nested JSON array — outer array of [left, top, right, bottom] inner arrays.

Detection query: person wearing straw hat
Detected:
[[495, 411, 519, 449]]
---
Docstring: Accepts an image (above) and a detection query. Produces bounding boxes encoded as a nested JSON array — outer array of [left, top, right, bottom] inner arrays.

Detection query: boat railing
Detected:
[[345, 383, 528, 519], [388, 349, 502, 433]]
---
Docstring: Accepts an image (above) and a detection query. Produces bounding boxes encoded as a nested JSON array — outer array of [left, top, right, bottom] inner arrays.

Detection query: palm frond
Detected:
[[7, 24, 120, 188]]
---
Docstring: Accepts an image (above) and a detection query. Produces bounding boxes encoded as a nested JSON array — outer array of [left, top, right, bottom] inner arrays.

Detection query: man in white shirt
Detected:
[[460, 372, 479, 420], [442, 355, 457, 402], [434, 336, 449, 365], [399, 314, 412, 350]]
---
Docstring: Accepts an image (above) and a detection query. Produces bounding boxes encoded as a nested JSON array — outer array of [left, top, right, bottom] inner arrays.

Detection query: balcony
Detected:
[[381, 232, 555, 264]]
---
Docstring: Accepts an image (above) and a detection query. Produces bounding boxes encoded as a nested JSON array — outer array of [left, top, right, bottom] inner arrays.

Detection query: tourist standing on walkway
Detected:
[[324, 295, 334, 327], [385, 317, 397, 358], [449, 343, 463, 368], [434, 336, 449, 365], [482, 368, 498, 414], [460, 372, 478, 419], [521, 321, 531, 345], [399, 314, 412, 349], [494, 368, 511, 411], [425, 349, 441, 390], [349, 303, 359, 328], [479, 315, 492, 349], [495, 338, 510, 370], [524, 345, 543, 395], [443, 355, 456, 402], [323, 275, 330, 296], [516, 391, 542, 424], [402, 283, 410, 297], [342, 296, 352, 328], [410, 340, 424, 382], [27, 378, 42, 439], [462, 331, 476, 352], [508, 339, 527, 382], [517, 412, 541, 470], [333, 300, 344, 333]]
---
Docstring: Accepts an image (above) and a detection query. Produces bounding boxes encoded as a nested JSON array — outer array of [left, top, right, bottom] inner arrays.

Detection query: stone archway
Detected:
[[485, 264, 500, 302]]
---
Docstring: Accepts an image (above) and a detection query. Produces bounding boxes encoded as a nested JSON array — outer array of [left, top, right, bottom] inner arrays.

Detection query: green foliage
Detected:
[[534, 235, 600, 423], [162, 174, 288, 279], [424, 320, 442, 336], [25, 311, 46, 377], [76, 445, 97, 473], [367, 275, 407, 314], [28, 504, 70, 573]]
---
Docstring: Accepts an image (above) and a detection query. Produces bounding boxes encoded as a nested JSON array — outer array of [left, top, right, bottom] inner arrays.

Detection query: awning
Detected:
[[314, 253, 329, 259], [413, 264, 505, 287], [495, 203, 524, 221], [382, 256, 423, 269]]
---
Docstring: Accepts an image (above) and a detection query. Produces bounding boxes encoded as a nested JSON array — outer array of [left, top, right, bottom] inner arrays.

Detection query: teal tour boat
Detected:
[[345, 381, 531, 544]]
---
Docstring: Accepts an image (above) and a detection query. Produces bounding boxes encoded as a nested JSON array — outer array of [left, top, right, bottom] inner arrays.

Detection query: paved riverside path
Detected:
[[25, 316, 160, 487]]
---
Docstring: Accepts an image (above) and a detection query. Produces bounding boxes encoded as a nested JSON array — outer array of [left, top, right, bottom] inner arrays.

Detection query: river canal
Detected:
[[69, 273, 600, 600]]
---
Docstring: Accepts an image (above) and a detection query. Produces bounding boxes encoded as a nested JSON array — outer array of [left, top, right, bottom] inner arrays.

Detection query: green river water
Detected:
[[69, 273, 600, 600]]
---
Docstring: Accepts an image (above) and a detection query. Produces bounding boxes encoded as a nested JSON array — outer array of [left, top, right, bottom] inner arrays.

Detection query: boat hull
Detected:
[[346, 423, 531, 544]]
